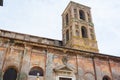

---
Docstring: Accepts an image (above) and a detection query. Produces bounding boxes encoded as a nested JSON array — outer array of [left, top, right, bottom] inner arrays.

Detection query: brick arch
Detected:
[[103, 75, 111, 80], [3, 65, 18, 72]]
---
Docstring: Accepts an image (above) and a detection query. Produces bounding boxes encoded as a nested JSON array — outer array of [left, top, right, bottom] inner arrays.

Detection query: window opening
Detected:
[[59, 77, 72, 80], [79, 10, 85, 20], [29, 66, 44, 76], [3, 68, 17, 80], [81, 26, 88, 38]]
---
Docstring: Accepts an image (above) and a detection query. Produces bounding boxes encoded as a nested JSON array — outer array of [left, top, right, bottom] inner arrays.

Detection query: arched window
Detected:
[[79, 10, 85, 20], [103, 75, 111, 80], [81, 26, 88, 38], [29, 66, 44, 76], [3, 68, 17, 80]]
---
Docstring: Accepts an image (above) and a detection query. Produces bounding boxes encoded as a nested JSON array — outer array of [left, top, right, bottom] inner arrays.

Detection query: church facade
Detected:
[[0, 1, 120, 80]]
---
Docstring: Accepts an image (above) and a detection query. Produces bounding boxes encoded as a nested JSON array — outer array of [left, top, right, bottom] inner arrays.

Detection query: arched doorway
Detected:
[[3, 68, 17, 80]]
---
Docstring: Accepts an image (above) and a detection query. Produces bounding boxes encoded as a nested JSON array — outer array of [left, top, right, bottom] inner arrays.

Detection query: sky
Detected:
[[0, 0, 120, 56]]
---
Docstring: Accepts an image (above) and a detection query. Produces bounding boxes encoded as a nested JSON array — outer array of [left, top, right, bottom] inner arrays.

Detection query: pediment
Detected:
[[60, 66, 72, 71], [54, 65, 74, 72]]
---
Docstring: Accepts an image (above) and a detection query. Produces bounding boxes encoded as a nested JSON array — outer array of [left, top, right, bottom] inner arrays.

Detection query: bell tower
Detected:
[[62, 1, 99, 52]]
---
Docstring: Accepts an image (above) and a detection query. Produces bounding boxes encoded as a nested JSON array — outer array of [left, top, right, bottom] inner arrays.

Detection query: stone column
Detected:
[[45, 52, 53, 80]]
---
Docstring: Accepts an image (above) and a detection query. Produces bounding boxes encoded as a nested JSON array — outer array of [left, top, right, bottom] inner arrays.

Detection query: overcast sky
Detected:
[[0, 0, 120, 56]]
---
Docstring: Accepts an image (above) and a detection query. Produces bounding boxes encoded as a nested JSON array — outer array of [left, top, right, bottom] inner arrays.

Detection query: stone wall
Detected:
[[110, 60, 120, 80], [0, 38, 120, 80], [94, 58, 112, 80]]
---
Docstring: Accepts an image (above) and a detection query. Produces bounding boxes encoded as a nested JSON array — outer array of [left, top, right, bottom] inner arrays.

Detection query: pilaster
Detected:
[[45, 52, 54, 80]]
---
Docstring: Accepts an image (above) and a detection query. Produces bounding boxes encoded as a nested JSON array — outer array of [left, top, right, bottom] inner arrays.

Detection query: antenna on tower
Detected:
[[0, 0, 3, 6]]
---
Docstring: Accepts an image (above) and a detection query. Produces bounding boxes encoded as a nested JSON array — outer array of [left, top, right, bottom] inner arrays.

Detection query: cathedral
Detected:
[[0, 1, 120, 80]]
